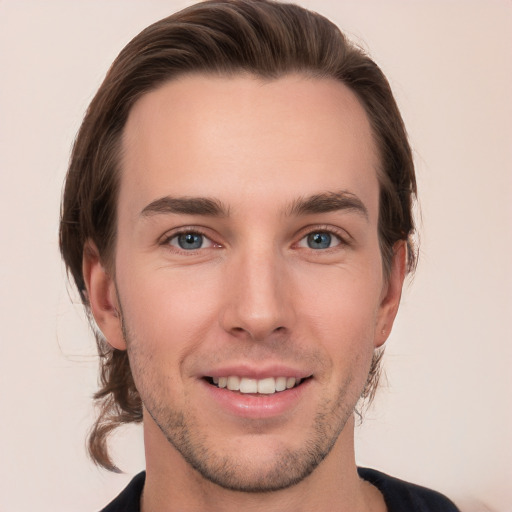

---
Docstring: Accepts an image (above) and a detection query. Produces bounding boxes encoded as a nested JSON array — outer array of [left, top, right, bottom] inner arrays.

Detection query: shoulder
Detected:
[[358, 467, 460, 512], [99, 471, 146, 512]]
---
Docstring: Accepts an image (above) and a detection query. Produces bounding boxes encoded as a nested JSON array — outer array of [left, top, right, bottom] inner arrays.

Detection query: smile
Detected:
[[206, 376, 308, 394]]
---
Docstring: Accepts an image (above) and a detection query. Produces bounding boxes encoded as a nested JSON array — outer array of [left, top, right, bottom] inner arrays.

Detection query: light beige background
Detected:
[[0, 1, 511, 511]]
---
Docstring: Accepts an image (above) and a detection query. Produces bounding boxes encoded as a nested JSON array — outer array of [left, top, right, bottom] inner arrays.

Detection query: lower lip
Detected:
[[201, 378, 311, 419]]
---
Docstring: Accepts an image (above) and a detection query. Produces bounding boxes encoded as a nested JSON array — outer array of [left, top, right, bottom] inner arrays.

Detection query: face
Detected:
[[86, 74, 404, 492]]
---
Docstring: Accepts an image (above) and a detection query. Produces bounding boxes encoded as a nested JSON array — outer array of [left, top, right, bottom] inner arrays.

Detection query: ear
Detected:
[[82, 240, 126, 350], [374, 241, 407, 348]]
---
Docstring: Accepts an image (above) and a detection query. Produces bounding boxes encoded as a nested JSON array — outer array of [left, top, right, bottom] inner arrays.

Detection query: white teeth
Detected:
[[239, 378, 258, 393], [257, 377, 276, 394], [275, 376, 287, 392], [286, 377, 296, 389], [227, 376, 240, 391], [212, 375, 304, 394]]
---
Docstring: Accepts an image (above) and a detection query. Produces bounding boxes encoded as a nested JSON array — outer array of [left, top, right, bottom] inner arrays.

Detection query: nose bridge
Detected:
[[221, 240, 292, 341]]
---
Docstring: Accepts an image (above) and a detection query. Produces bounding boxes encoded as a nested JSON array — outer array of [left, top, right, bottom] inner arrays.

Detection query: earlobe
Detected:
[[82, 240, 126, 351], [375, 241, 407, 348]]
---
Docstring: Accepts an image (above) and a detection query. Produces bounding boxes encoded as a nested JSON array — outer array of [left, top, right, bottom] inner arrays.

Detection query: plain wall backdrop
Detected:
[[0, 1, 511, 511]]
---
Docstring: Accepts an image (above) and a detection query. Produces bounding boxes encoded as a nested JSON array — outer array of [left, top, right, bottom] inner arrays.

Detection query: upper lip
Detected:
[[201, 364, 313, 380]]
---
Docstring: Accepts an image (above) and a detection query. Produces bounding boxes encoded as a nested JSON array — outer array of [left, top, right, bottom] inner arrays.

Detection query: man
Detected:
[[59, 1, 459, 510]]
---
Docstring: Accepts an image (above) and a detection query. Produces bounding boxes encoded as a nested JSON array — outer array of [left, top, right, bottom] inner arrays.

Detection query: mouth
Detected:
[[204, 375, 311, 395]]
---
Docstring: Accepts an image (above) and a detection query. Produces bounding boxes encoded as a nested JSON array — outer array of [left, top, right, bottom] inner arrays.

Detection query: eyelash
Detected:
[[161, 228, 217, 253], [295, 225, 350, 250], [160, 225, 350, 254]]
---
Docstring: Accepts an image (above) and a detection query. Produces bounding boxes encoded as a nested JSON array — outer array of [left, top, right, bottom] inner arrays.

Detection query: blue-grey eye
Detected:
[[176, 233, 204, 250], [307, 232, 332, 249]]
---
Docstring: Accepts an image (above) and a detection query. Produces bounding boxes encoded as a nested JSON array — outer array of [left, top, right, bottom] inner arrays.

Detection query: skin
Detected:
[[84, 74, 405, 511]]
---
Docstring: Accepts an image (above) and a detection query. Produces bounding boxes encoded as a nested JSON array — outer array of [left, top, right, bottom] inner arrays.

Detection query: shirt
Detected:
[[100, 467, 460, 511]]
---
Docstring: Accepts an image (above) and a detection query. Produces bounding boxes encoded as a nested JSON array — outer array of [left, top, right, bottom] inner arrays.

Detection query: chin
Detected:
[[150, 400, 351, 494], [180, 441, 329, 493]]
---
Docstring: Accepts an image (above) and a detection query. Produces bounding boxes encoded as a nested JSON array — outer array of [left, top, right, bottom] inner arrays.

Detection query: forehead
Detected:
[[119, 73, 379, 219]]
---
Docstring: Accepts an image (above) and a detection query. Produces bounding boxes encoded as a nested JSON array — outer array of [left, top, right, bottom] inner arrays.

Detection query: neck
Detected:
[[141, 414, 385, 512]]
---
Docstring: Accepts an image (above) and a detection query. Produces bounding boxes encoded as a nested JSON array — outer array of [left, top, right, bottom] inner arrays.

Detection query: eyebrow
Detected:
[[286, 191, 369, 220], [140, 196, 229, 217], [139, 190, 368, 220]]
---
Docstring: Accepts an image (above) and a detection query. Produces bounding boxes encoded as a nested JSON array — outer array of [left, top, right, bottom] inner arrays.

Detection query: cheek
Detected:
[[294, 263, 382, 365], [116, 263, 222, 356], [117, 267, 224, 404], [296, 262, 382, 327]]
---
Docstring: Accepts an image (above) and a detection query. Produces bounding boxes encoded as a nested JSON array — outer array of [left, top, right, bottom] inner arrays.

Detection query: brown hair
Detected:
[[60, 0, 417, 471]]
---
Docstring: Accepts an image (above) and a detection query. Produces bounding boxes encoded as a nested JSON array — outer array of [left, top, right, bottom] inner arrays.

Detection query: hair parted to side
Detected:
[[59, 0, 417, 471]]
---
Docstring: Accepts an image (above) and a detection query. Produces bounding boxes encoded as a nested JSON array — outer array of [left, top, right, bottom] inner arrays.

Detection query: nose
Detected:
[[219, 247, 295, 342]]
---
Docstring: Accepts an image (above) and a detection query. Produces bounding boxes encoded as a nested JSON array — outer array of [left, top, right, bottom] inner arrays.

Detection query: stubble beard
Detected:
[[121, 313, 361, 493], [143, 387, 354, 493]]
